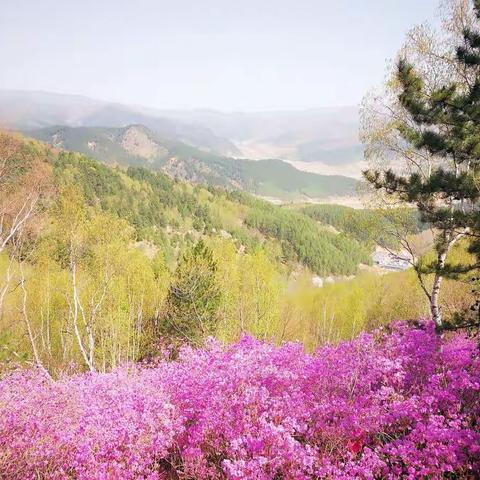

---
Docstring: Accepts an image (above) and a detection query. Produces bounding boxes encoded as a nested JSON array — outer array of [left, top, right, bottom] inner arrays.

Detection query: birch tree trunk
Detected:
[[430, 271, 444, 330]]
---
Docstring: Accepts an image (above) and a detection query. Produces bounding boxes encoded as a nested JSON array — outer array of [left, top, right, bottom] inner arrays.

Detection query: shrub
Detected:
[[0, 321, 479, 479]]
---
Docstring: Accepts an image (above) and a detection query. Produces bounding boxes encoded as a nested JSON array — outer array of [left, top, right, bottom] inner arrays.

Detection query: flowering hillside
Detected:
[[0, 322, 479, 479]]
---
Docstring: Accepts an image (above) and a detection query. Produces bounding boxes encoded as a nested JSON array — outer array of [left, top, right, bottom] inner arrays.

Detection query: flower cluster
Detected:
[[0, 321, 479, 479]]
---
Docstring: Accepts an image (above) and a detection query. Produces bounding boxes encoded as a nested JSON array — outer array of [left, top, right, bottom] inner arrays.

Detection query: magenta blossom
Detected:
[[0, 321, 479, 479]]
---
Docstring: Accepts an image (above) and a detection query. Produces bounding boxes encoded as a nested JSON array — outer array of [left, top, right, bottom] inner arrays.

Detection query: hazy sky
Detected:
[[1, 0, 439, 111]]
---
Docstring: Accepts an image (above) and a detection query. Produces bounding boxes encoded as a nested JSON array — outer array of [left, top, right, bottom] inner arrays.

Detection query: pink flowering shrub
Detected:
[[0, 321, 479, 479], [0, 369, 179, 479]]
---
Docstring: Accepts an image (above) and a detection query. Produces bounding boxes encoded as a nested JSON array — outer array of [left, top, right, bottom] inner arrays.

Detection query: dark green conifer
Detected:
[[162, 240, 222, 344], [364, 0, 480, 329]]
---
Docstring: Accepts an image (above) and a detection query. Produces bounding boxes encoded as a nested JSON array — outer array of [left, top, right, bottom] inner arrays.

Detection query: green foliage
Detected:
[[302, 204, 424, 249], [365, 3, 480, 274], [51, 151, 370, 276], [4, 131, 474, 375], [161, 241, 222, 345], [244, 201, 371, 275], [363, 0, 480, 328]]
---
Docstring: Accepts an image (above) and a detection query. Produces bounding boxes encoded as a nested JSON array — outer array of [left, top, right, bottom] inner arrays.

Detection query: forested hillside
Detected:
[[52, 143, 368, 275], [0, 131, 375, 371], [1, 130, 475, 374], [301, 204, 424, 249], [28, 124, 358, 200]]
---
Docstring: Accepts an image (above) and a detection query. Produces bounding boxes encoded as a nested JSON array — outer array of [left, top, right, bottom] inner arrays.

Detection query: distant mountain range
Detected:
[[156, 107, 365, 176], [0, 89, 365, 199], [0, 90, 241, 157], [0, 90, 365, 176], [29, 124, 358, 200]]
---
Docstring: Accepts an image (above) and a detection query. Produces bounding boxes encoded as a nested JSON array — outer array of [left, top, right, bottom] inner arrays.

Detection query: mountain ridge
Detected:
[[0, 89, 364, 177], [28, 124, 359, 201]]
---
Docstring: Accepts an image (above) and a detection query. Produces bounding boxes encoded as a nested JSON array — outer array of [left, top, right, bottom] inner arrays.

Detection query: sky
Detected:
[[1, 0, 439, 111]]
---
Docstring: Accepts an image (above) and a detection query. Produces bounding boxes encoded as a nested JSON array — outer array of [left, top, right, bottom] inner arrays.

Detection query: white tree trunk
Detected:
[[19, 265, 51, 378], [71, 261, 96, 372], [430, 271, 443, 330]]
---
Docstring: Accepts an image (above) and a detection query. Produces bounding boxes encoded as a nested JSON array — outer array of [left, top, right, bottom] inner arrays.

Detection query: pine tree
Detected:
[[364, 0, 480, 330], [162, 240, 221, 344]]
